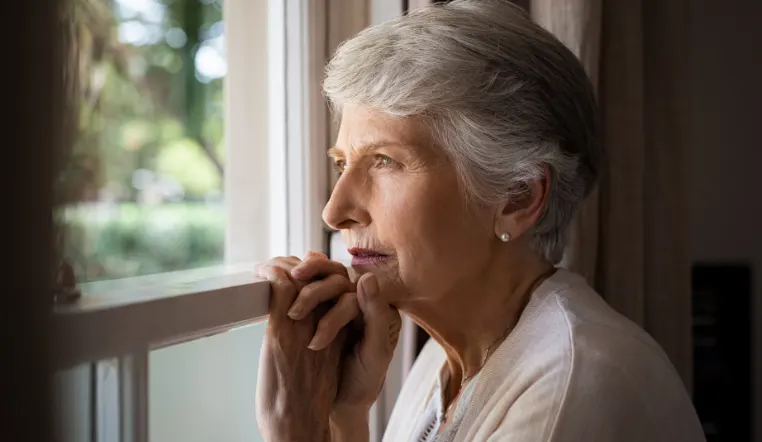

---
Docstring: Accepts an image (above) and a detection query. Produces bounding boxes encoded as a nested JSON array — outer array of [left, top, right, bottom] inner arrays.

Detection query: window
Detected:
[[54, 1, 414, 442], [61, 0, 229, 282]]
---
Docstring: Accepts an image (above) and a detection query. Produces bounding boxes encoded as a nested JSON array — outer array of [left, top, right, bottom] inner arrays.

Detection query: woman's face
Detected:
[[323, 104, 496, 306]]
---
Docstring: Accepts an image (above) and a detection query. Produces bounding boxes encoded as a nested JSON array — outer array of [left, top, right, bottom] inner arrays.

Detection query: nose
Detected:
[[322, 169, 370, 231]]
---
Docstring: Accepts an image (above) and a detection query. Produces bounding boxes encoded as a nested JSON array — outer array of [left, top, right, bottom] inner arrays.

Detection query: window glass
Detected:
[[62, 0, 226, 282], [149, 323, 267, 442]]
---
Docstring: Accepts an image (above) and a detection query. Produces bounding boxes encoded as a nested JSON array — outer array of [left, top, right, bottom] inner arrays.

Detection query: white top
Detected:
[[384, 269, 706, 442], [412, 365, 477, 442]]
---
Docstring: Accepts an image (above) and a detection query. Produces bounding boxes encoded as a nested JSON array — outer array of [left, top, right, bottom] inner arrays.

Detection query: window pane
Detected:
[[149, 322, 267, 442], [62, 0, 226, 282], [54, 364, 92, 442]]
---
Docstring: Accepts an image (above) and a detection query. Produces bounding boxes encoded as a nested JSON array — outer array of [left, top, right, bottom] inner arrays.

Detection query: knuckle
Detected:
[[293, 279, 308, 291], [325, 260, 347, 273], [340, 292, 358, 308], [325, 273, 345, 285], [270, 269, 294, 289], [324, 276, 352, 300], [270, 266, 287, 277], [302, 257, 326, 269], [274, 257, 297, 268], [298, 286, 316, 303], [259, 257, 295, 272], [304, 250, 328, 259]]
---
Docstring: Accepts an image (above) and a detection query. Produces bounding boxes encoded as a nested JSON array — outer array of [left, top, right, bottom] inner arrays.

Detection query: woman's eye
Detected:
[[374, 155, 395, 168], [333, 159, 346, 174]]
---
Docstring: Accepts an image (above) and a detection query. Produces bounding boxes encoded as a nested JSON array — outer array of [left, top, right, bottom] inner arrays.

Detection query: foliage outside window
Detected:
[[61, 0, 227, 282]]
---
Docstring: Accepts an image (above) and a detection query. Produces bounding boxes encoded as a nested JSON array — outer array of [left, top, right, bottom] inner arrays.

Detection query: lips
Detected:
[[347, 247, 392, 266]]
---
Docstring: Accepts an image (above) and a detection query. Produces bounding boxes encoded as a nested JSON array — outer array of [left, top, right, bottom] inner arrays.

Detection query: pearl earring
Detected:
[[499, 232, 511, 242]]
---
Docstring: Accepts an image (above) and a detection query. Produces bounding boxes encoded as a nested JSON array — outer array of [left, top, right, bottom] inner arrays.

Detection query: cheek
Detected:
[[371, 172, 491, 297], [372, 173, 458, 251]]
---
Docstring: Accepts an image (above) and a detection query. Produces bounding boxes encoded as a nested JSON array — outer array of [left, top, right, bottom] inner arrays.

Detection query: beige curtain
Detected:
[[532, 0, 693, 389]]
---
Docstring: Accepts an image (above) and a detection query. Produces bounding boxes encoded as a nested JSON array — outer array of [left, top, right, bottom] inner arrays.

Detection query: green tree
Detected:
[[61, 0, 228, 281], [63, 0, 226, 204]]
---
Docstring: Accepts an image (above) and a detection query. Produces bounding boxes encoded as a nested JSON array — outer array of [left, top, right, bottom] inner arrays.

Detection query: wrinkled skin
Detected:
[[255, 258, 347, 442], [255, 252, 401, 441]]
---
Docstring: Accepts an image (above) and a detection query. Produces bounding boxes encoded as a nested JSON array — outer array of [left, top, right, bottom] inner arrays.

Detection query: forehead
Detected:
[[334, 103, 434, 154]]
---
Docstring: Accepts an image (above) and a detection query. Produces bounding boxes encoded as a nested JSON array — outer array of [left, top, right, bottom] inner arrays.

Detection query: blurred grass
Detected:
[[62, 203, 225, 282]]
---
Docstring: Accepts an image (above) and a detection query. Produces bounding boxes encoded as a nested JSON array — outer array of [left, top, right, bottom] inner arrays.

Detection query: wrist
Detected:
[[261, 412, 332, 442], [331, 403, 372, 423], [330, 407, 370, 442]]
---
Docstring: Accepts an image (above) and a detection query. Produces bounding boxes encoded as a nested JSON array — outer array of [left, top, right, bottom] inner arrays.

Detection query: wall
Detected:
[[684, 0, 762, 439]]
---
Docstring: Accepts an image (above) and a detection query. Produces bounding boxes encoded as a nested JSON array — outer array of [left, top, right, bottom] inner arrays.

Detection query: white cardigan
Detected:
[[383, 269, 705, 442]]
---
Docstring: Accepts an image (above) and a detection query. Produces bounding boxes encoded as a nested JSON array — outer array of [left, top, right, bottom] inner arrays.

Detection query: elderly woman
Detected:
[[255, 1, 704, 441]]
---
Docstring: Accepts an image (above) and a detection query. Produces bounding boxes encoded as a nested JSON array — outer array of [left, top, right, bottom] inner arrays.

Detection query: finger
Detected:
[[303, 250, 328, 260], [356, 273, 402, 361], [287, 273, 353, 320], [256, 257, 309, 292], [255, 256, 301, 279], [291, 256, 348, 281], [307, 292, 360, 350], [259, 265, 299, 322]]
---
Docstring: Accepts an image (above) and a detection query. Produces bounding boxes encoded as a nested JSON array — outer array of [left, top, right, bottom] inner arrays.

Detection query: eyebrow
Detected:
[[327, 141, 405, 158]]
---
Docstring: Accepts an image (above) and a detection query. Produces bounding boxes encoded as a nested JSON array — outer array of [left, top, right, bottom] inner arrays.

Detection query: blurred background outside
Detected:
[[62, 0, 227, 282]]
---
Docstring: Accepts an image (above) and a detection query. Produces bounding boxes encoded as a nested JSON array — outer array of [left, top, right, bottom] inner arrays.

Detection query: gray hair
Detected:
[[323, 0, 601, 263]]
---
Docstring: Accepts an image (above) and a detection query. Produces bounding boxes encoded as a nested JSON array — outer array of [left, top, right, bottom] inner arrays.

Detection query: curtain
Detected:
[[532, 0, 693, 389]]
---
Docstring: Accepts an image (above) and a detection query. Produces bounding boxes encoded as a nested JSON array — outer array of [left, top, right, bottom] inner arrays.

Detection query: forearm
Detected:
[[330, 409, 370, 442]]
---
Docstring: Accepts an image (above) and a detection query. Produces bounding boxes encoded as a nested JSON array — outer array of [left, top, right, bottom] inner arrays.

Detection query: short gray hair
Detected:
[[323, 0, 601, 263]]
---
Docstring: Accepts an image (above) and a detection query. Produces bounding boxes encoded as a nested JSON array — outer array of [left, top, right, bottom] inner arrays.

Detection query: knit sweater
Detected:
[[383, 269, 705, 442]]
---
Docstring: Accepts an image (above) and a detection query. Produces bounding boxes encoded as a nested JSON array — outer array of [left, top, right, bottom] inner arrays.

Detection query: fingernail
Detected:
[[287, 304, 303, 319], [308, 332, 325, 351]]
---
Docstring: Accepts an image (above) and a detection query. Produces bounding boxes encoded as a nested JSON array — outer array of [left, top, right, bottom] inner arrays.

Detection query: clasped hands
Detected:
[[255, 252, 402, 442]]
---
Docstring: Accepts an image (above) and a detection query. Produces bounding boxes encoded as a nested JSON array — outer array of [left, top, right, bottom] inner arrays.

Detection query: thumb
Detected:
[[356, 273, 401, 363]]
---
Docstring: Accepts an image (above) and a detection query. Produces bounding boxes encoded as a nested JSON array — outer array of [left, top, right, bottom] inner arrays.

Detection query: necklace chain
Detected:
[[460, 321, 513, 387], [442, 321, 514, 423], [441, 268, 558, 423]]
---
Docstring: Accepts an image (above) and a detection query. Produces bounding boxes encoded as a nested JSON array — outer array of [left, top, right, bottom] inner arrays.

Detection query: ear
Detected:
[[494, 165, 552, 241]]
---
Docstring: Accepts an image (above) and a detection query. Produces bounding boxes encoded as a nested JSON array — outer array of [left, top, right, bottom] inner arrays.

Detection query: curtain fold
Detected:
[[532, 0, 602, 287], [532, 0, 693, 389]]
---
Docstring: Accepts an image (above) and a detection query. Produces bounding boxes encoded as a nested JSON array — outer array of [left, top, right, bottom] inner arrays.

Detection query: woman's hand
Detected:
[[287, 254, 403, 426], [255, 260, 348, 442], [255, 253, 402, 440]]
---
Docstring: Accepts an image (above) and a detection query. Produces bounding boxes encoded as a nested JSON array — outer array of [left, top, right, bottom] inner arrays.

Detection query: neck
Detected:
[[401, 246, 554, 394]]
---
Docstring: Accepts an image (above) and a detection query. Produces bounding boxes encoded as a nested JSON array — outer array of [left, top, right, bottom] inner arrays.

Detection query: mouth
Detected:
[[347, 247, 393, 267]]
